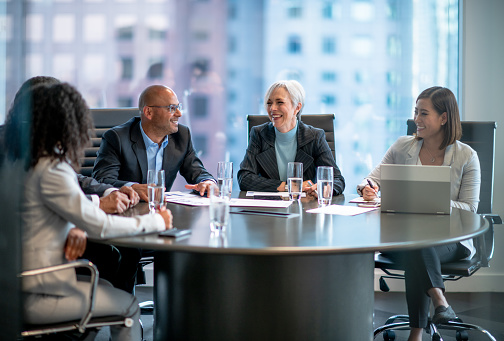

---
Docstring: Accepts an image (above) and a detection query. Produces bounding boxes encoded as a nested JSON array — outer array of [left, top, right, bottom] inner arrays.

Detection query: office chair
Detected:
[[80, 108, 139, 177], [374, 121, 501, 341], [246, 113, 336, 159], [20, 260, 133, 339]]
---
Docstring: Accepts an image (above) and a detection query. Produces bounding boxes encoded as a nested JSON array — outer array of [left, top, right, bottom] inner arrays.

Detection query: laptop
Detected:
[[380, 164, 451, 214]]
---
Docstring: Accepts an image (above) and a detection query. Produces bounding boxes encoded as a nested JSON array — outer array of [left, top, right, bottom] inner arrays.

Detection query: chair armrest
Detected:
[[482, 214, 502, 225], [20, 260, 99, 333]]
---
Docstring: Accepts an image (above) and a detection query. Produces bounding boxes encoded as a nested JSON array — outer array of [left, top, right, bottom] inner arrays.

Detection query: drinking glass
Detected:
[[287, 162, 303, 201], [217, 161, 233, 199], [147, 170, 165, 213], [317, 166, 333, 206], [209, 184, 230, 232]]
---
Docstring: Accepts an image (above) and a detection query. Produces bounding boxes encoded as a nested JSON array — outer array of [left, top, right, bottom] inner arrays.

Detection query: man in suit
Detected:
[[92, 84, 216, 199]]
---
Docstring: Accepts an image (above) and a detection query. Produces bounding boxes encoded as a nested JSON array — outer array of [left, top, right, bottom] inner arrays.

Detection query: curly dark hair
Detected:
[[5, 83, 93, 169]]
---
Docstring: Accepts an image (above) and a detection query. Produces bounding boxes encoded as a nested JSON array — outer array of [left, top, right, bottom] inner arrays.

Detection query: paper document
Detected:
[[165, 192, 293, 208], [307, 204, 379, 216], [246, 191, 306, 198], [349, 197, 381, 204]]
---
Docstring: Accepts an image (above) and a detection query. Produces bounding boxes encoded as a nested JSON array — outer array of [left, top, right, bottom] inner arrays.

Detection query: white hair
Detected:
[[264, 80, 305, 117]]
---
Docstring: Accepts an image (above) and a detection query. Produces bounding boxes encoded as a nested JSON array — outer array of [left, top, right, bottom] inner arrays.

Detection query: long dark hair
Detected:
[[5, 83, 93, 169]]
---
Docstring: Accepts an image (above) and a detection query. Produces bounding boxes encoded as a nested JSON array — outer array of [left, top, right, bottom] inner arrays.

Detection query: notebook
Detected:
[[380, 164, 451, 215]]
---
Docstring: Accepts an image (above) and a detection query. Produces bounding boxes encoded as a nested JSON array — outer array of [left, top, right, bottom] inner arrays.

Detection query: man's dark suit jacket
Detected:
[[238, 121, 345, 194], [77, 174, 113, 198], [92, 117, 214, 190]]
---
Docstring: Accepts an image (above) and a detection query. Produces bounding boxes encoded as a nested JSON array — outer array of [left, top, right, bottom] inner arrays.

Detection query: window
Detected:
[[120, 57, 133, 80], [191, 95, 208, 118], [7, 0, 460, 192], [287, 6, 302, 18], [193, 135, 208, 155], [321, 94, 336, 106], [147, 60, 164, 79], [288, 35, 302, 54], [53, 15, 74, 43], [322, 71, 337, 82], [322, 37, 336, 54]]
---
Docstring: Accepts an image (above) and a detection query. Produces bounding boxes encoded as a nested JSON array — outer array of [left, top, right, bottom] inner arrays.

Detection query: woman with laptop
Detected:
[[6, 83, 173, 341], [357, 87, 480, 341], [237, 79, 345, 196]]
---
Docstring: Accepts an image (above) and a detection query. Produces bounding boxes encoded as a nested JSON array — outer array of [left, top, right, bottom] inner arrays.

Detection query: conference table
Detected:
[[110, 192, 488, 341]]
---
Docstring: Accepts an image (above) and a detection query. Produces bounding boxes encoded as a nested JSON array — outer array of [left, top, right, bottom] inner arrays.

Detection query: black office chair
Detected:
[[20, 260, 134, 339], [81, 108, 139, 177], [246, 114, 336, 159], [374, 121, 502, 341]]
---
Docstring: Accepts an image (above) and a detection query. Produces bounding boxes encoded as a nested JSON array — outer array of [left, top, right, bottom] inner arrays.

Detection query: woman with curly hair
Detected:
[[8, 83, 172, 341]]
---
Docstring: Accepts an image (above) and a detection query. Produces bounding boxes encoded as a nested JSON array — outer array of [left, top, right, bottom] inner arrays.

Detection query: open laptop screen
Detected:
[[380, 164, 451, 215]]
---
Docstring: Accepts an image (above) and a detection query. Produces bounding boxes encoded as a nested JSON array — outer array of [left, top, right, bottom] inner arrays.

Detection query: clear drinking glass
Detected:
[[217, 161, 233, 199], [209, 184, 230, 232], [317, 166, 333, 206], [287, 162, 303, 201], [147, 170, 165, 213]]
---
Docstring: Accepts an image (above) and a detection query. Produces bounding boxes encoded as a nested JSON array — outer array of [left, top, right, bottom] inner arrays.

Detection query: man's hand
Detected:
[[156, 205, 173, 230], [99, 190, 131, 214], [119, 186, 140, 207], [131, 183, 149, 202], [185, 180, 215, 197], [64, 227, 87, 261]]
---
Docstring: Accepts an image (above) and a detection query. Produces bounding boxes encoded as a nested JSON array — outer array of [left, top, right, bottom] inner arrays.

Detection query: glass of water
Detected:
[[217, 161, 233, 199], [147, 169, 165, 213], [209, 184, 230, 233], [317, 166, 333, 206], [287, 162, 303, 201]]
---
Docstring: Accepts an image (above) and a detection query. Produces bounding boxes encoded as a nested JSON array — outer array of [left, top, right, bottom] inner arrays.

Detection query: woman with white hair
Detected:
[[238, 80, 345, 195]]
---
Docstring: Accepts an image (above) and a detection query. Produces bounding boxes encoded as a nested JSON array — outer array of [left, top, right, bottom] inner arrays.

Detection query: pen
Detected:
[[307, 180, 318, 195], [366, 179, 378, 197]]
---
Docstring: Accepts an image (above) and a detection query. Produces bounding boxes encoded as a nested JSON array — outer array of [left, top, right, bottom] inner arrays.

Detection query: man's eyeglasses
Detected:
[[147, 104, 182, 113]]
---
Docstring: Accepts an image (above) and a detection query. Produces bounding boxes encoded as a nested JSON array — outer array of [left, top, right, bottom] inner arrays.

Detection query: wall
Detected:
[[374, 0, 504, 292]]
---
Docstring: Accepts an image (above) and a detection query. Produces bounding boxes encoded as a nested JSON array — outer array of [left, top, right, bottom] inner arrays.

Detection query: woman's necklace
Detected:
[[424, 146, 436, 163]]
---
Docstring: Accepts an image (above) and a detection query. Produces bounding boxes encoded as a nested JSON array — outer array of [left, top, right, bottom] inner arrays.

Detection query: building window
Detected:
[[118, 97, 133, 107], [322, 71, 337, 82], [228, 4, 237, 19], [117, 26, 134, 40], [321, 94, 336, 106], [322, 3, 333, 19], [120, 57, 133, 80], [193, 135, 208, 155], [191, 95, 208, 118], [386, 71, 401, 86], [322, 36, 336, 54], [84, 15, 106, 43], [147, 60, 164, 79], [193, 31, 209, 42], [228, 35, 236, 53], [387, 35, 401, 57], [355, 70, 370, 84], [53, 15, 75, 43], [351, 35, 373, 57], [149, 28, 166, 40], [287, 6, 302, 18], [288, 35, 302, 54]]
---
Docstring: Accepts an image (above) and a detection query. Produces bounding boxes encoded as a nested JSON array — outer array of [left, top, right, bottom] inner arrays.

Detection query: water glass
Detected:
[[287, 162, 303, 201], [317, 166, 333, 206], [147, 170, 165, 213], [217, 161, 233, 199], [209, 184, 230, 232]]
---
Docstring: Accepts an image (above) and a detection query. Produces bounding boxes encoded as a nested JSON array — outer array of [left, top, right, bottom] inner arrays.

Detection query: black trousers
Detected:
[[78, 241, 141, 294], [381, 243, 470, 328]]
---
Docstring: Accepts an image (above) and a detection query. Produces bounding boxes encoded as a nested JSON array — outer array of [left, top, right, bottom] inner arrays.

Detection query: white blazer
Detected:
[[22, 157, 165, 296], [357, 136, 481, 258]]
